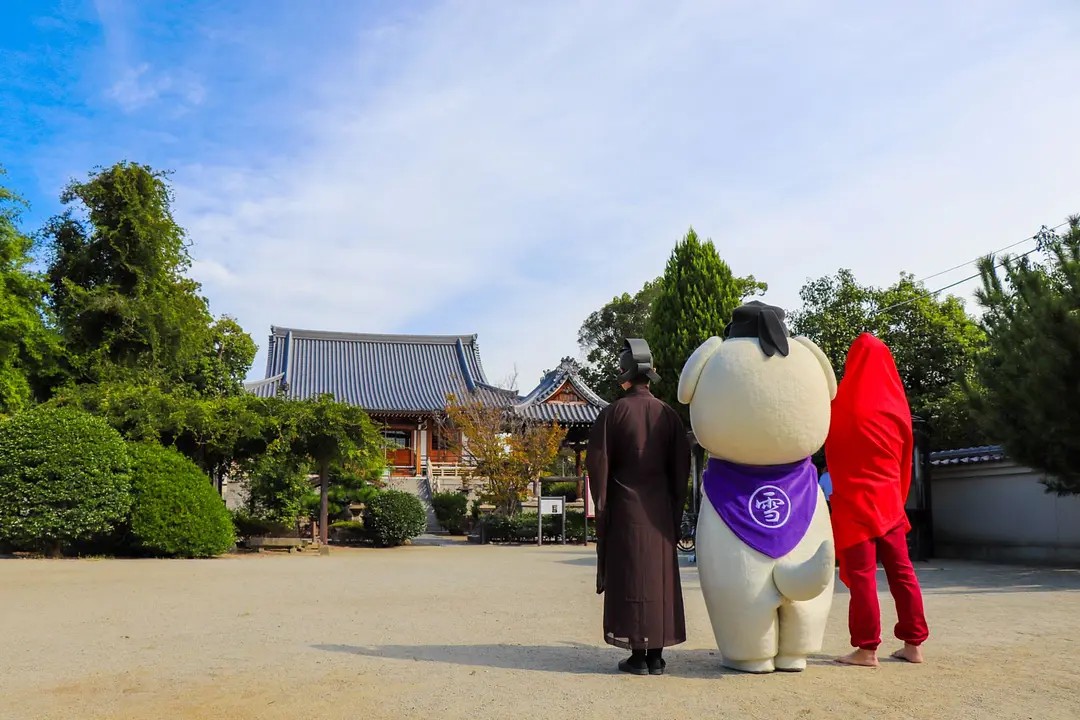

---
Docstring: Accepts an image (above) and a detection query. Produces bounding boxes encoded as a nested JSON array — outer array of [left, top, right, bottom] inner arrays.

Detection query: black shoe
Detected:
[[618, 655, 650, 675], [647, 656, 667, 675]]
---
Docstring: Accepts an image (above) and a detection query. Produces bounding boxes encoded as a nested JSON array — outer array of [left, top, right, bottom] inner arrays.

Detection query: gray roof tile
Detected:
[[249, 328, 606, 425], [929, 445, 1006, 466]]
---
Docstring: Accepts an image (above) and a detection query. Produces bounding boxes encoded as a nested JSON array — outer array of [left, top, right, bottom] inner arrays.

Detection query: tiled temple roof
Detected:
[[245, 327, 503, 413], [244, 328, 607, 425], [513, 359, 608, 424], [929, 445, 1007, 466]]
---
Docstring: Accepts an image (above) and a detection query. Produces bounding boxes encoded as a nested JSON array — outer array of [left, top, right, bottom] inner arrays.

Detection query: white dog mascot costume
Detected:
[[678, 301, 838, 674]]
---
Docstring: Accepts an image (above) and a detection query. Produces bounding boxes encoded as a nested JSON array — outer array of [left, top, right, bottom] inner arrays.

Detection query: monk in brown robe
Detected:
[[587, 338, 691, 675]]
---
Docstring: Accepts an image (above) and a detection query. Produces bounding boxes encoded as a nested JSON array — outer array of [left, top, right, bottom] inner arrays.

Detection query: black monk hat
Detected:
[[618, 338, 661, 384], [723, 300, 790, 357]]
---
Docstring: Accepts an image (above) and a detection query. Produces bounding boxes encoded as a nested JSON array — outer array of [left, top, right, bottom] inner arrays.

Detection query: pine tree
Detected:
[[646, 228, 742, 421], [970, 216, 1080, 494]]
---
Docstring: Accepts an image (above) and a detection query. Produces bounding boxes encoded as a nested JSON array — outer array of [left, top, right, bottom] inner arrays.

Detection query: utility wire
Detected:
[[915, 220, 1071, 284], [872, 220, 1071, 316]]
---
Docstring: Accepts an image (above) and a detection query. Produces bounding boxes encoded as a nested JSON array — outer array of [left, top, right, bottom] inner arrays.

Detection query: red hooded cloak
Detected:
[[825, 333, 913, 567]]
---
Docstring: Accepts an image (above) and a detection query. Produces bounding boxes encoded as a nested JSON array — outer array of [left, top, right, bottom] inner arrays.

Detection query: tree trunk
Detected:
[[44, 539, 62, 558], [319, 461, 330, 546]]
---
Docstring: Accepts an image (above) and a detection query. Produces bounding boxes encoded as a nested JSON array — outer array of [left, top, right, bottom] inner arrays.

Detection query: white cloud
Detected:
[[169, 0, 1080, 389], [106, 63, 206, 112]]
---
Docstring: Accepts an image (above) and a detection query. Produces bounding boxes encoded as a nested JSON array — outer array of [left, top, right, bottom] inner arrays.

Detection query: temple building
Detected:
[[243, 327, 607, 488]]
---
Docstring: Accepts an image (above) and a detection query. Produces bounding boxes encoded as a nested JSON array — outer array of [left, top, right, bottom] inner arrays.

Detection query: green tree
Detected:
[[579, 266, 767, 404], [969, 217, 1080, 493], [240, 449, 313, 528], [51, 381, 275, 489], [300, 458, 381, 522], [788, 269, 876, 374], [281, 393, 386, 546], [790, 269, 987, 450], [41, 162, 254, 393], [0, 168, 62, 414], [578, 278, 661, 402], [645, 227, 744, 420]]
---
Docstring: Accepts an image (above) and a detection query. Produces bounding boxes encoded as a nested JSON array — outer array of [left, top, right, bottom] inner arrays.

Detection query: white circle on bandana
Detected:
[[747, 484, 792, 529]]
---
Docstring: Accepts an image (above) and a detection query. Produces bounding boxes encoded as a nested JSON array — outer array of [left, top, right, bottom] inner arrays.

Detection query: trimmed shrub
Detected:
[[0, 407, 132, 555], [364, 489, 427, 547], [481, 511, 594, 544], [231, 510, 293, 539], [544, 481, 579, 502], [329, 520, 366, 544], [431, 491, 469, 535], [127, 442, 235, 558]]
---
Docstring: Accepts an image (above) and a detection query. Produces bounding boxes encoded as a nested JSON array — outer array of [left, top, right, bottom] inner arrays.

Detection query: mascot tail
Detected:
[[773, 541, 834, 602]]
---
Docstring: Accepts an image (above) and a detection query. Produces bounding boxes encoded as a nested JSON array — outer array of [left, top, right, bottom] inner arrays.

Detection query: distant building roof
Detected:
[[929, 445, 1007, 467], [513, 359, 608, 425], [244, 327, 607, 425]]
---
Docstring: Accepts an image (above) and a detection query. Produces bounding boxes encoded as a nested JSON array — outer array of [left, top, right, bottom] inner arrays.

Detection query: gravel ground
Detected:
[[2, 538, 1080, 720]]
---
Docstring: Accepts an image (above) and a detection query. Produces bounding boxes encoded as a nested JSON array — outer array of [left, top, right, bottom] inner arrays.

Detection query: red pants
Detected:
[[840, 522, 929, 650]]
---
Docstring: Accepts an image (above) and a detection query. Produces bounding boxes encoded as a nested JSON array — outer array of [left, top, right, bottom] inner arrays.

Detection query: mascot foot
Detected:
[[836, 649, 878, 667], [722, 658, 776, 674], [774, 655, 807, 672], [890, 644, 924, 663]]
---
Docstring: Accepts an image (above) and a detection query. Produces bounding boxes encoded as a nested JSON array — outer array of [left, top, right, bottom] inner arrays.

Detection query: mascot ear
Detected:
[[794, 336, 837, 400], [677, 336, 724, 405]]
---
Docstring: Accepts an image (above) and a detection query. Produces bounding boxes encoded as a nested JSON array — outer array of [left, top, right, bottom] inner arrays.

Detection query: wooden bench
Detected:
[[245, 536, 311, 553]]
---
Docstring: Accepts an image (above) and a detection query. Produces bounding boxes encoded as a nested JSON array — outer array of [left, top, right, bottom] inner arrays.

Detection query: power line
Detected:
[[872, 222, 1071, 316], [915, 220, 1071, 284]]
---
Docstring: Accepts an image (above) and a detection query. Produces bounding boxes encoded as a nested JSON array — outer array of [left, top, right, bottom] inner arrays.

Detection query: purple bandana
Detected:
[[702, 457, 818, 559]]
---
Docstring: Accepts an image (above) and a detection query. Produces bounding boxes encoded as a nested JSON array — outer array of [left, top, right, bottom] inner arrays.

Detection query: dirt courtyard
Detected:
[[2, 539, 1079, 720]]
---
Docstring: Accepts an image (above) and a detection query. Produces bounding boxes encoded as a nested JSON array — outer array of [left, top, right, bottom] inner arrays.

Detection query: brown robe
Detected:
[[586, 383, 691, 650]]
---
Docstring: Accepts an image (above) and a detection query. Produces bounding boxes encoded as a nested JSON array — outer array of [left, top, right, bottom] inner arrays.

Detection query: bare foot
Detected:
[[890, 644, 924, 663], [836, 649, 879, 667]]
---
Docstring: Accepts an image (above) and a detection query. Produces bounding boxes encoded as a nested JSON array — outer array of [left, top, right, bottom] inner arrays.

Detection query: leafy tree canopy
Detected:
[[969, 217, 1080, 494], [41, 162, 254, 394], [790, 269, 987, 450], [579, 229, 765, 405], [645, 227, 746, 420], [0, 168, 62, 414]]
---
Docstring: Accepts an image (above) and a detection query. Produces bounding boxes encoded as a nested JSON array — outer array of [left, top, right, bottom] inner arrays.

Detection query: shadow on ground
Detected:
[[911, 561, 1080, 595], [311, 642, 790, 678], [561, 549, 1080, 596]]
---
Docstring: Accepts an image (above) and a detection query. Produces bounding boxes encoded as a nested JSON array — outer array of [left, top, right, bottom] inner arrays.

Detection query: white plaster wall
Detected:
[[932, 460, 1080, 564]]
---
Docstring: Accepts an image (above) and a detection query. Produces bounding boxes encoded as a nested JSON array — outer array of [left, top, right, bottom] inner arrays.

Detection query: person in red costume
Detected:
[[825, 333, 929, 667]]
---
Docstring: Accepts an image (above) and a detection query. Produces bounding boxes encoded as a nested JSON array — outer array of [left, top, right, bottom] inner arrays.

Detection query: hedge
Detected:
[[0, 406, 132, 555], [126, 442, 236, 558], [481, 511, 594, 543]]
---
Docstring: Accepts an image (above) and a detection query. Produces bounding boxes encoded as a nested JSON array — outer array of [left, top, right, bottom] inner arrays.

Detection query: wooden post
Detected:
[[415, 425, 422, 477], [574, 446, 583, 500]]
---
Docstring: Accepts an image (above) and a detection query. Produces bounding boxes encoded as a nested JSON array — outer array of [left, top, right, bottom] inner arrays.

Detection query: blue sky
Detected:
[[2, 0, 1079, 389]]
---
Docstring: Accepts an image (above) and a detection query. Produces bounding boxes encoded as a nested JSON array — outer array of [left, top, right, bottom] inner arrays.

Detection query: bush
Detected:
[[127, 442, 236, 558], [364, 489, 427, 547], [0, 407, 132, 555], [329, 520, 367, 544], [231, 510, 293, 539], [431, 491, 469, 534], [544, 481, 579, 502], [481, 511, 594, 544]]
